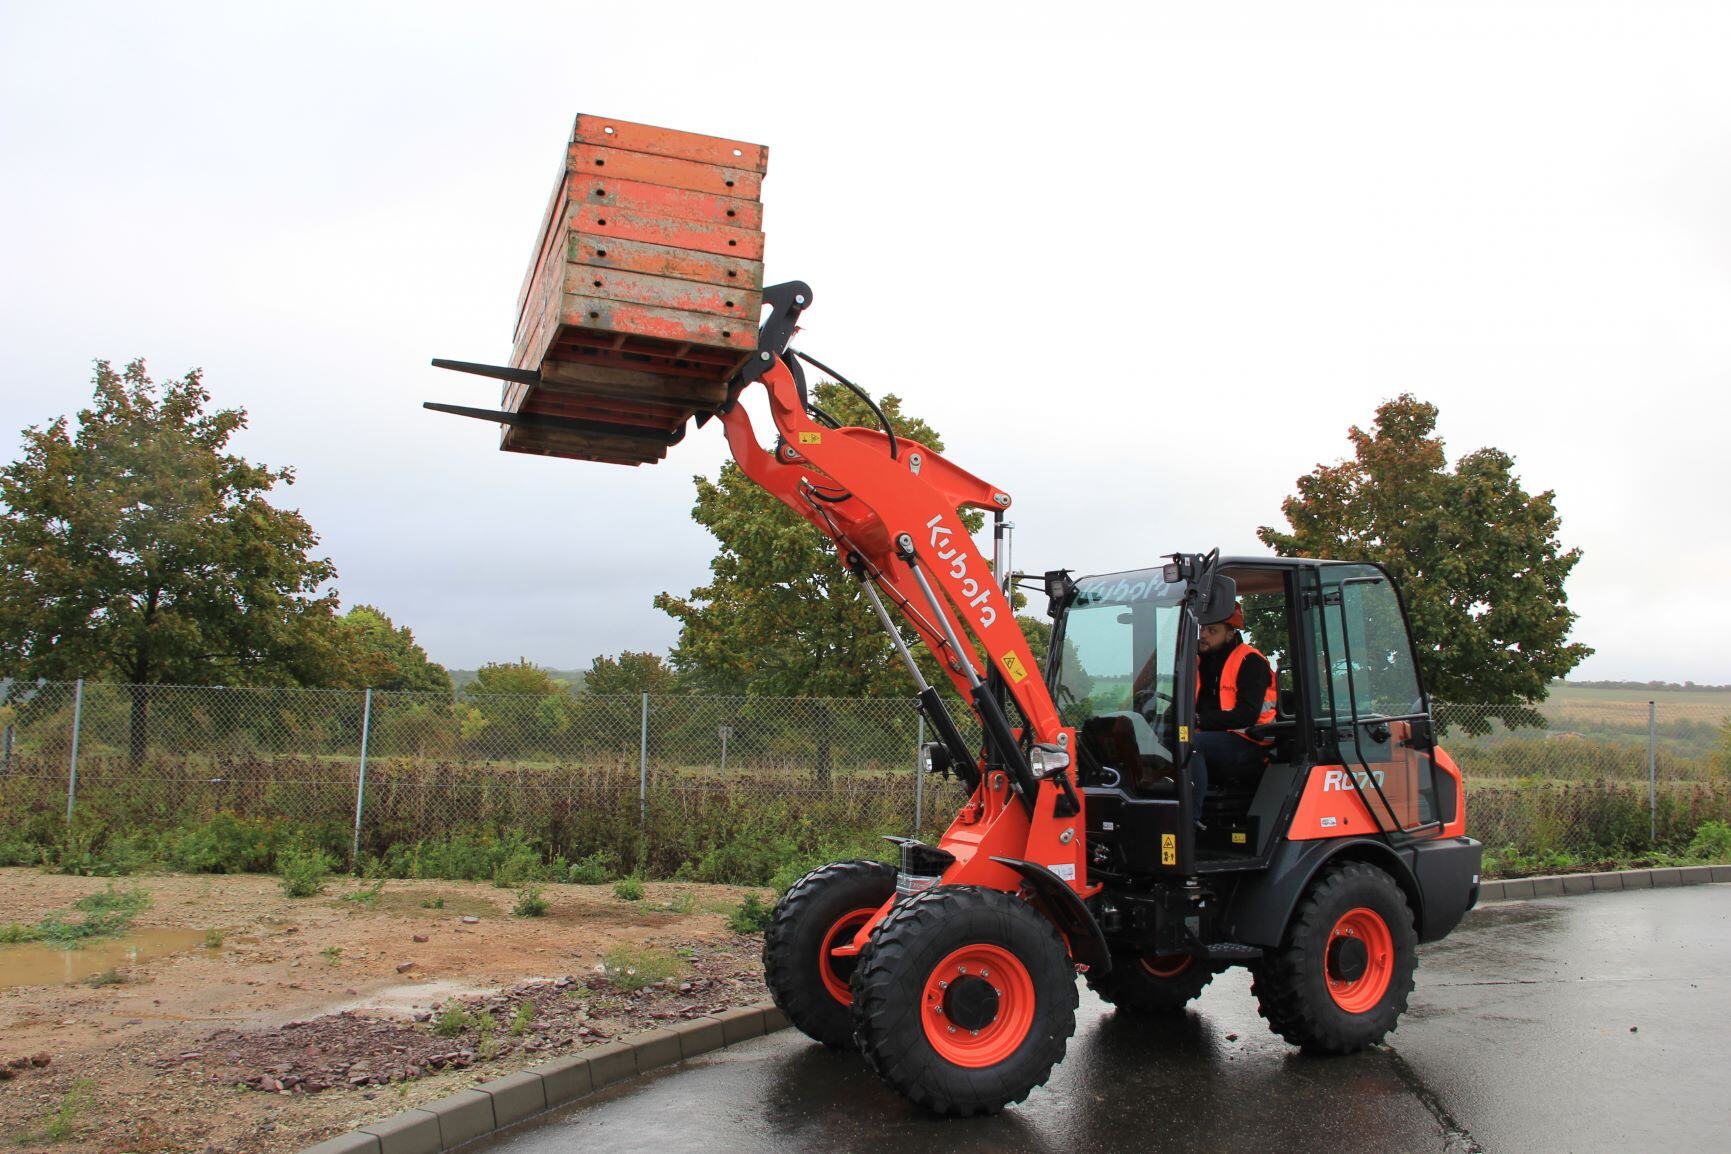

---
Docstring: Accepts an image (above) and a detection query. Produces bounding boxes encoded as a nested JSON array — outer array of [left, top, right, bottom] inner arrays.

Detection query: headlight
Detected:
[[1029, 743, 1070, 776], [920, 741, 952, 777]]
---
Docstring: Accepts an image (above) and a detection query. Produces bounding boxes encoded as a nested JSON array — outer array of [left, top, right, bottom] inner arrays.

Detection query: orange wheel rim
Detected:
[[1140, 953, 1193, 979], [1325, 906, 1394, 1014], [920, 944, 1036, 1068], [818, 907, 877, 1005]]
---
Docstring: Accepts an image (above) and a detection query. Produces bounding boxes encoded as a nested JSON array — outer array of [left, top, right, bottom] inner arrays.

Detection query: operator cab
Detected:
[[1047, 555, 1450, 877], [1050, 562, 1298, 865]]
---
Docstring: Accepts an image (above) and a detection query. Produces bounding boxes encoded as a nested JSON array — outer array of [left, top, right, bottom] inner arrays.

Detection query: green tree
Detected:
[[336, 605, 451, 693], [654, 381, 989, 698], [458, 659, 577, 760], [0, 359, 344, 759], [1258, 394, 1591, 726], [584, 650, 678, 696], [466, 659, 567, 696]]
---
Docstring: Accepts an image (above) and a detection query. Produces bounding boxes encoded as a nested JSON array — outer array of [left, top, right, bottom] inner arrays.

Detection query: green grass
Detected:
[[475, 1010, 499, 1058], [0, 884, 153, 947], [511, 886, 548, 917], [433, 1003, 474, 1037], [42, 1080, 95, 1141], [337, 878, 387, 908], [727, 894, 774, 934], [612, 877, 644, 902], [277, 846, 333, 898], [600, 945, 682, 992]]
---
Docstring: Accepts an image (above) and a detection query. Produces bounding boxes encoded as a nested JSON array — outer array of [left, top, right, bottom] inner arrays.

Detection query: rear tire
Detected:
[[1250, 860, 1417, 1054], [851, 886, 1078, 1116], [763, 860, 896, 1048], [1086, 950, 1216, 1014]]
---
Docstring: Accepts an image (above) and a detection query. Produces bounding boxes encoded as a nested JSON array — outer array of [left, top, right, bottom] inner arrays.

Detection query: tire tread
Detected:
[[1249, 859, 1418, 1054]]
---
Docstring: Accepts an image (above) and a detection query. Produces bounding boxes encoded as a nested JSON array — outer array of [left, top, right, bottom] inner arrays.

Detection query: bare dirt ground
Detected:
[[0, 869, 771, 1153]]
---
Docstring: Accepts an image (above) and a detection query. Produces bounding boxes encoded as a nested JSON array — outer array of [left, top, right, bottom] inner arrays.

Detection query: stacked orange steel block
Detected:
[[504, 115, 768, 464]]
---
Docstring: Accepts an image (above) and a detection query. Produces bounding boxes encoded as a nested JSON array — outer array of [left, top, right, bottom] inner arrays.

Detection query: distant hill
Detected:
[[1556, 679, 1731, 693], [448, 669, 588, 694]]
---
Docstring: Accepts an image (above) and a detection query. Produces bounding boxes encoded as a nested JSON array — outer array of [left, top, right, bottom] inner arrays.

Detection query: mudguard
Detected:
[[1221, 837, 1424, 948], [989, 856, 1112, 972]]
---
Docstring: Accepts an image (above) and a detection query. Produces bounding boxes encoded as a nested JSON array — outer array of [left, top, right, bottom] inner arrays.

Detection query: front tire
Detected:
[[1251, 860, 1417, 1053], [851, 886, 1078, 1116], [1086, 950, 1217, 1014], [763, 860, 896, 1047]]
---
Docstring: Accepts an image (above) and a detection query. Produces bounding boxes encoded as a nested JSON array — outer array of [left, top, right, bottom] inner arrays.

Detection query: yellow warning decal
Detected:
[[1178, 725, 1190, 743], [797, 431, 823, 444], [1161, 834, 1176, 866], [1001, 652, 1029, 683], [1232, 831, 1247, 845]]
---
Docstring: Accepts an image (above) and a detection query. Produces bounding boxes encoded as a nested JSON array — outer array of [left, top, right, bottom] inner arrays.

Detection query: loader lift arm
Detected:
[[714, 287, 1091, 915]]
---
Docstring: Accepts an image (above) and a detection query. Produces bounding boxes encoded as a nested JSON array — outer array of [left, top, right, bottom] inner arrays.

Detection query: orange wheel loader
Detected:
[[430, 281, 1483, 1116]]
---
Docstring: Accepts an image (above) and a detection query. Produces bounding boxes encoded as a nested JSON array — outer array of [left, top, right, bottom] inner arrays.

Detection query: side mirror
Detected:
[[1044, 569, 1078, 620], [1196, 574, 1239, 625]]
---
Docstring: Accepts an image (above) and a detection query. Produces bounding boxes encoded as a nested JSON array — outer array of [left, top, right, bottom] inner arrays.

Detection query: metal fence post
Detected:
[[913, 713, 926, 834], [639, 693, 649, 827], [1647, 699, 1658, 845], [66, 677, 84, 822], [352, 687, 373, 868]]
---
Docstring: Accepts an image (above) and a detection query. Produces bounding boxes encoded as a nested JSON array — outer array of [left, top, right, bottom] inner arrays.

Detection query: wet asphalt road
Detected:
[[479, 885, 1730, 1154]]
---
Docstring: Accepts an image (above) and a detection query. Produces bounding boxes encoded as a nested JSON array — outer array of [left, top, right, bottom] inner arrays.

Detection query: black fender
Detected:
[[1220, 837, 1425, 949], [989, 856, 1113, 974]]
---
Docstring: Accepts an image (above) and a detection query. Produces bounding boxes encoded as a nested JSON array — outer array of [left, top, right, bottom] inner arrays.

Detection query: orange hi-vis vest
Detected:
[[1197, 642, 1279, 747]]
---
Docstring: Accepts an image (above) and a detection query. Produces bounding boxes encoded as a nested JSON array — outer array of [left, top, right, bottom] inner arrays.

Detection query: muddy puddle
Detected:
[[0, 928, 212, 987]]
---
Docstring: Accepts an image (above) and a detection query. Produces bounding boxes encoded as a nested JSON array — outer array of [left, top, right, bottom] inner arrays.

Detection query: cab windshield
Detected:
[[1054, 567, 1187, 762]]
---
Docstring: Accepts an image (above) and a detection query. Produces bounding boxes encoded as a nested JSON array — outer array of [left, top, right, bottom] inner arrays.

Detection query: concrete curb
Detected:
[[296, 1003, 791, 1154], [1477, 863, 1730, 903]]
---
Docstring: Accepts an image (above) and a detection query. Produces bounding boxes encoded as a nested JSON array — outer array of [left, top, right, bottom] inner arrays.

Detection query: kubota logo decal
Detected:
[[927, 515, 997, 628], [1322, 768, 1386, 792]]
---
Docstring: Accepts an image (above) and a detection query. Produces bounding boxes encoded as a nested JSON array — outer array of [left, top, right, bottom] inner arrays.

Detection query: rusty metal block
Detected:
[[501, 114, 769, 464], [568, 143, 763, 199]]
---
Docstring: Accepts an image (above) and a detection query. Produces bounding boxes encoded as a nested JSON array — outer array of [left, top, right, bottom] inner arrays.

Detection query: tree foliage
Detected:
[[584, 650, 678, 696], [467, 659, 569, 696], [1258, 395, 1591, 718], [655, 382, 993, 698], [336, 605, 451, 693], [0, 359, 345, 689]]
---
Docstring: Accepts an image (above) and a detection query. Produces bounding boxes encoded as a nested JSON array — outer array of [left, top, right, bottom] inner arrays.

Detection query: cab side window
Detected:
[[1238, 589, 1294, 715]]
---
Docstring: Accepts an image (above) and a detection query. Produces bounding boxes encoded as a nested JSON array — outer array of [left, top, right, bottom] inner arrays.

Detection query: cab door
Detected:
[[1315, 564, 1442, 834]]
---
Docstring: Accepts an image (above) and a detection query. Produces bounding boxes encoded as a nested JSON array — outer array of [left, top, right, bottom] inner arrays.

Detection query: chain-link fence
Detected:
[[2, 679, 1726, 877], [1434, 698, 1729, 857], [0, 680, 947, 878]]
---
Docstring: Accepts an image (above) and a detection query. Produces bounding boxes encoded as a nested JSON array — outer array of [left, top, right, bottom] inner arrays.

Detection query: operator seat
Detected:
[[1080, 713, 1177, 796]]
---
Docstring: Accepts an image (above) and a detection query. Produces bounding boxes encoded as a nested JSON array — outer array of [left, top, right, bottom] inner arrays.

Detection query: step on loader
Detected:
[[429, 127, 1482, 1118]]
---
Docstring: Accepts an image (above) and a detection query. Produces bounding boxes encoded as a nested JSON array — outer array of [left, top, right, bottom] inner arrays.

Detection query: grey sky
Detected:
[[2, 2, 1727, 683]]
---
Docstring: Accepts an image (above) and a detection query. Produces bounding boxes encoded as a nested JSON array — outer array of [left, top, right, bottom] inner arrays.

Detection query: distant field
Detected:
[[1543, 684, 1730, 729], [1547, 684, 1731, 711]]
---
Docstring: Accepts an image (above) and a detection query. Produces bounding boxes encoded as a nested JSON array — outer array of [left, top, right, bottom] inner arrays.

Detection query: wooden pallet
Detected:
[[501, 115, 768, 464]]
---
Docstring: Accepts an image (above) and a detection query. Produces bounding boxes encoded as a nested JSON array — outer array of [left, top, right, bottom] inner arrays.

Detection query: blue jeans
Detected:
[[1190, 731, 1268, 825]]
